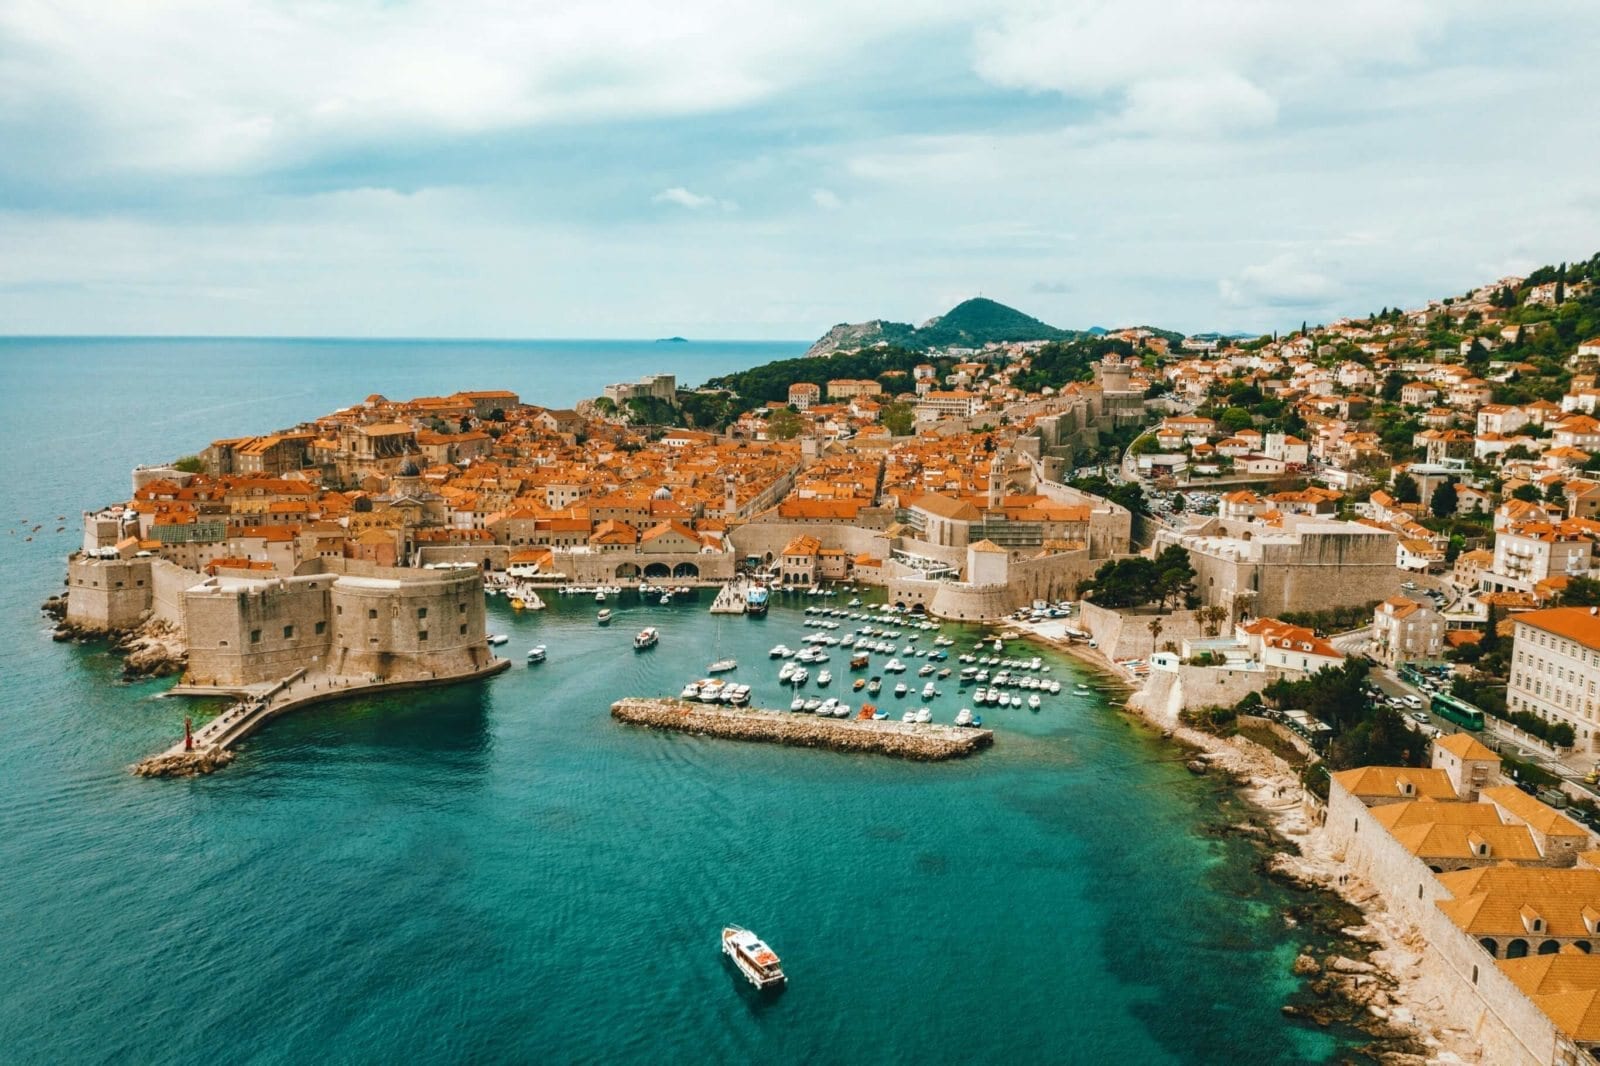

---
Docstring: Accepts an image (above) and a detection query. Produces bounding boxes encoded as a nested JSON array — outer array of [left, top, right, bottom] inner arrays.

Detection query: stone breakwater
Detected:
[[610, 698, 994, 760]]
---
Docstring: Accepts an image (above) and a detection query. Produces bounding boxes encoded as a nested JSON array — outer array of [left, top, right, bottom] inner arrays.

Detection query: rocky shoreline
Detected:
[[611, 697, 993, 759], [42, 594, 188, 680], [1019, 627, 1472, 1063]]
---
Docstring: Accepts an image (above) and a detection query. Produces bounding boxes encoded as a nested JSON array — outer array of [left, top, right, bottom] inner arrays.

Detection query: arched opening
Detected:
[[484, 556, 493, 570], [1478, 938, 1499, 958], [1428, 865, 1443, 873], [894, 601, 907, 610], [672, 562, 699, 579], [1576, 941, 1593, 954], [616, 563, 640, 580], [1538, 940, 1561, 955], [763, 551, 774, 564], [1506, 939, 1529, 959], [644, 563, 671, 579]]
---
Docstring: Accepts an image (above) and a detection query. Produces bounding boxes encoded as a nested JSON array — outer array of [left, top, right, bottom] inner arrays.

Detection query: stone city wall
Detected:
[[1078, 601, 1206, 662], [65, 555, 155, 631]]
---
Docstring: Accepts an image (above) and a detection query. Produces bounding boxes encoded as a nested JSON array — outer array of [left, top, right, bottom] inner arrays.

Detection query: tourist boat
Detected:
[[708, 659, 738, 674], [954, 707, 973, 727], [634, 627, 659, 650], [721, 926, 786, 990], [921, 681, 936, 699], [866, 677, 882, 695], [596, 609, 612, 625], [816, 669, 832, 686], [914, 707, 932, 724], [893, 682, 908, 697], [1028, 694, 1042, 710], [683, 681, 704, 700], [488, 633, 509, 646], [745, 583, 770, 617], [527, 645, 547, 663], [850, 652, 869, 670]]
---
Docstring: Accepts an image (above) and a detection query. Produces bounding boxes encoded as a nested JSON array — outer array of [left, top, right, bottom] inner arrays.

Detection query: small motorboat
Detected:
[[901, 709, 916, 722], [853, 678, 866, 691], [708, 659, 738, 674], [1028, 694, 1042, 710], [596, 609, 612, 625], [791, 697, 806, 711], [833, 702, 851, 718], [817, 669, 833, 686], [937, 668, 952, 679], [769, 644, 793, 658], [527, 645, 547, 663], [684, 681, 705, 700], [918, 663, 935, 677], [914, 707, 931, 724], [488, 634, 509, 646], [633, 627, 659, 650], [660, 593, 672, 605], [867, 677, 882, 695], [595, 590, 608, 603], [921, 682, 936, 699], [790, 667, 808, 685], [778, 661, 797, 682], [804, 697, 823, 713], [954, 707, 973, 727], [894, 682, 908, 697]]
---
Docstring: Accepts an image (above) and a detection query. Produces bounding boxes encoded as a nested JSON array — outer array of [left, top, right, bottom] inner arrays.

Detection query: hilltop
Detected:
[[805, 297, 1082, 357]]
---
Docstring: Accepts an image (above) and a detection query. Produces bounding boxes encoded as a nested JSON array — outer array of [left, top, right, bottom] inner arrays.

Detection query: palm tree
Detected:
[[1147, 617, 1164, 650]]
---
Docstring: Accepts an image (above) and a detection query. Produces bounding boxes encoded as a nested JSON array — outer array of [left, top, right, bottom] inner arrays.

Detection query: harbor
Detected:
[[611, 696, 993, 760]]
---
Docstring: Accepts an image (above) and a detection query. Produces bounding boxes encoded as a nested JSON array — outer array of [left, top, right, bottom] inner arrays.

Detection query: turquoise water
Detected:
[[1, 339, 1350, 1063]]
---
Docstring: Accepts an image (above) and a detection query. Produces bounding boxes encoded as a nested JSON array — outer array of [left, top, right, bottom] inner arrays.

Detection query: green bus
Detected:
[[1431, 691, 1485, 731]]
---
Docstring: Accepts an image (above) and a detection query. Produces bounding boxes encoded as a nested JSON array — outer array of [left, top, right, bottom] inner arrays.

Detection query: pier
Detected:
[[610, 697, 994, 760], [709, 579, 750, 614], [133, 658, 512, 778]]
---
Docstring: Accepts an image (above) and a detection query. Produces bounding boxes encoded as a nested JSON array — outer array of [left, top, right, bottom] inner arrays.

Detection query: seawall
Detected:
[[610, 697, 993, 760]]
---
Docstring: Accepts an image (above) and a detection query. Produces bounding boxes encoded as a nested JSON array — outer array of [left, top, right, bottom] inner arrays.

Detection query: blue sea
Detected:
[[0, 338, 1355, 1063]]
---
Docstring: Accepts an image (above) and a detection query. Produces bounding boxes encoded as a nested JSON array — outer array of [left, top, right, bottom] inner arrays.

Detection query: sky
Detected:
[[1, 1, 1598, 340]]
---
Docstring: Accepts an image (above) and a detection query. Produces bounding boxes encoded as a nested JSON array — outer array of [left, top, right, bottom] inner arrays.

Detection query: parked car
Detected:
[[1411, 711, 1429, 723]]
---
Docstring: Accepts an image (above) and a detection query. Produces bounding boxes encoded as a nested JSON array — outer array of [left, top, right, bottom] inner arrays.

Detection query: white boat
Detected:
[[884, 658, 906, 673], [722, 926, 786, 990], [708, 659, 737, 674], [596, 609, 612, 625], [954, 707, 973, 727], [1028, 694, 1042, 710], [526, 644, 547, 663], [633, 627, 659, 650], [921, 682, 936, 699], [660, 593, 672, 605], [790, 697, 806, 711], [699, 681, 724, 702], [817, 669, 833, 686], [769, 644, 793, 659], [488, 633, 509, 646], [791, 667, 808, 685], [960, 666, 977, 681], [819, 698, 839, 716], [804, 697, 822, 713], [778, 661, 797, 682], [914, 707, 931, 724], [595, 590, 608, 603], [682, 681, 703, 700], [834, 702, 851, 718], [848, 598, 862, 607], [974, 687, 988, 704], [1049, 681, 1062, 694], [894, 682, 908, 697]]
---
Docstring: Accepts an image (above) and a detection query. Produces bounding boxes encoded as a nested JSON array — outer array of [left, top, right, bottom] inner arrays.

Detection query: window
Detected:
[[369, 609, 378, 619], [315, 621, 326, 635], [336, 605, 343, 615], [283, 625, 294, 639], [459, 624, 467, 635], [250, 629, 261, 644], [459, 603, 467, 613], [418, 607, 428, 619], [418, 630, 428, 642]]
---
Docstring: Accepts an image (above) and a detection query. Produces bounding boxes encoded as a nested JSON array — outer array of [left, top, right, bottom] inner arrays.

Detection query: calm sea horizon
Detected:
[[0, 337, 1360, 1063]]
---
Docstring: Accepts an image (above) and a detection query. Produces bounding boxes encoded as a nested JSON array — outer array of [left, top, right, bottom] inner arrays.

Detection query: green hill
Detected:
[[805, 297, 1080, 356]]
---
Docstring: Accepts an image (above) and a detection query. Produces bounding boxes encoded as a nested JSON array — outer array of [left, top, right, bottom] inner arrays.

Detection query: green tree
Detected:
[[1393, 473, 1420, 504], [1563, 577, 1600, 607], [767, 408, 804, 440], [1511, 483, 1543, 503], [881, 403, 915, 437], [1430, 480, 1459, 518], [173, 455, 205, 474], [1219, 407, 1253, 432], [1152, 544, 1198, 611]]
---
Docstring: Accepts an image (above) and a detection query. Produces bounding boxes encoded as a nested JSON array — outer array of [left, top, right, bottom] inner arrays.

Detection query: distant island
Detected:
[[655, 336, 689, 343]]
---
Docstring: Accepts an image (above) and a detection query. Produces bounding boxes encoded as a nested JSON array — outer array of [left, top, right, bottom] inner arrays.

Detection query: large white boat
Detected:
[[708, 658, 737, 674], [596, 609, 612, 625], [487, 633, 509, 646], [633, 627, 659, 650], [526, 645, 547, 663]]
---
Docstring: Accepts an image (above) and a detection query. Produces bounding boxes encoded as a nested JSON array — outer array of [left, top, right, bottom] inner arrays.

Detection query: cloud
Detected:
[[1219, 255, 1344, 310], [652, 186, 736, 211], [1030, 280, 1071, 294], [811, 188, 842, 210]]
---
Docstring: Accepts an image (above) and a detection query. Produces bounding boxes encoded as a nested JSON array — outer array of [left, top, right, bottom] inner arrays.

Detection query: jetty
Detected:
[[610, 697, 994, 760], [133, 659, 512, 778], [709, 579, 749, 615]]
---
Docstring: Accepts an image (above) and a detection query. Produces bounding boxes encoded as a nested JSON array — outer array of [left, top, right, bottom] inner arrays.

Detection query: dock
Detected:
[[709, 579, 749, 615], [133, 659, 512, 778], [610, 697, 994, 760]]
